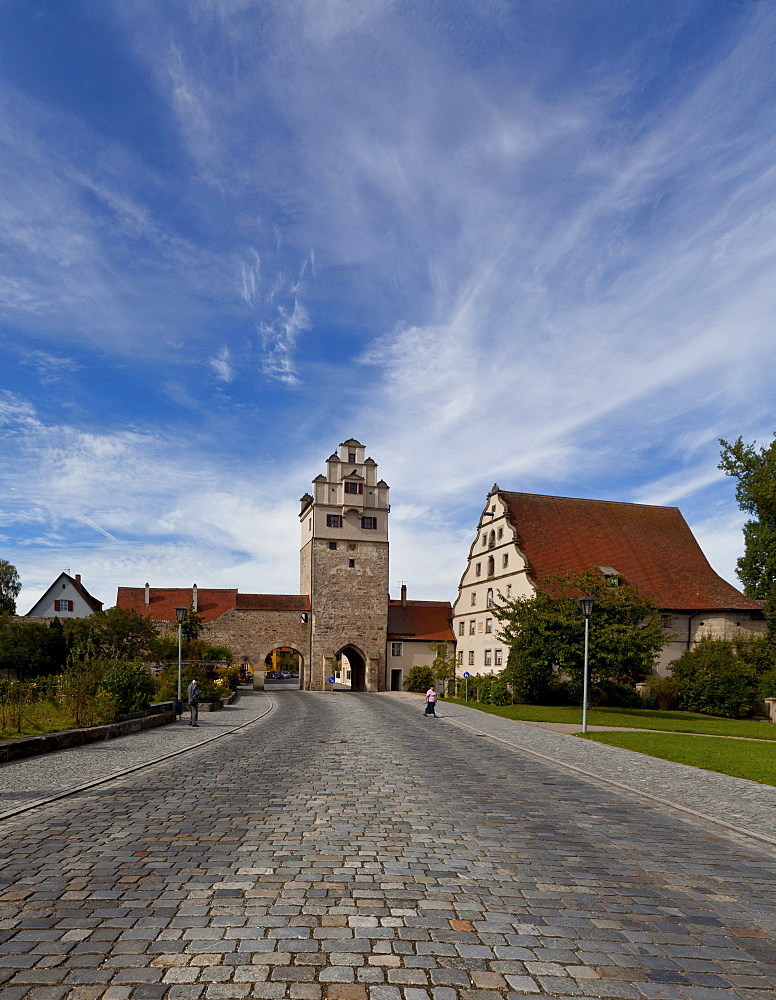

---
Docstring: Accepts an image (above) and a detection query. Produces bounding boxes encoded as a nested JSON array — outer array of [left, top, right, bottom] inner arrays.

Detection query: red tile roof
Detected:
[[116, 588, 238, 622], [388, 600, 454, 642], [116, 588, 312, 621], [235, 594, 311, 612], [500, 492, 760, 612]]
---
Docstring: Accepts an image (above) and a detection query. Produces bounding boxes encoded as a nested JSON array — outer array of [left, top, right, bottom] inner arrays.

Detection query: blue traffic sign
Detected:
[[328, 676, 336, 684], [463, 671, 470, 678]]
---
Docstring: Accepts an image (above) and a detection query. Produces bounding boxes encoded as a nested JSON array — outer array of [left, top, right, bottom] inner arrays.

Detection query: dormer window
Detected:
[[348, 452, 356, 462], [345, 481, 363, 495]]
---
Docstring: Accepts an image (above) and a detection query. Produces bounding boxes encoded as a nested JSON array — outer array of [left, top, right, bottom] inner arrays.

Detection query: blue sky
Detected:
[[1, 0, 775, 613]]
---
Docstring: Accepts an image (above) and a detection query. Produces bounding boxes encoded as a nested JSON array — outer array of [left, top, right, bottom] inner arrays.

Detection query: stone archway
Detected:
[[256, 642, 306, 690], [338, 644, 367, 692]]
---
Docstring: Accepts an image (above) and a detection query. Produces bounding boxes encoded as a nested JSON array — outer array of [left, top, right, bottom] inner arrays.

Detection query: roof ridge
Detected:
[[499, 490, 681, 512]]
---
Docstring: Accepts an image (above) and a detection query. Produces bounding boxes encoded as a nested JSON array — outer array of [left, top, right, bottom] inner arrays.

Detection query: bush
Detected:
[[590, 680, 642, 708], [646, 676, 682, 710], [490, 676, 513, 705], [670, 637, 761, 718], [404, 665, 434, 693], [101, 660, 156, 721], [203, 645, 233, 662]]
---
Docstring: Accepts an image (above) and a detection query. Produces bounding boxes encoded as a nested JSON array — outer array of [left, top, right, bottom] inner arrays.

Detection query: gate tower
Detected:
[[299, 439, 390, 691]]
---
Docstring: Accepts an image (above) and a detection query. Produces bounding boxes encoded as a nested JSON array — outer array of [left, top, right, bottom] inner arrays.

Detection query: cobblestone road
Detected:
[[1, 688, 776, 1000]]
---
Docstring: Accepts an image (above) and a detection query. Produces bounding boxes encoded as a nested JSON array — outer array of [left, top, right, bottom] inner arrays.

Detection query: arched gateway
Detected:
[[115, 439, 454, 693]]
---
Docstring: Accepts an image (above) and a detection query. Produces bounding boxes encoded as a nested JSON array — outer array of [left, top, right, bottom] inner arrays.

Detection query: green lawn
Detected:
[[448, 699, 776, 739], [580, 731, 776, 786]]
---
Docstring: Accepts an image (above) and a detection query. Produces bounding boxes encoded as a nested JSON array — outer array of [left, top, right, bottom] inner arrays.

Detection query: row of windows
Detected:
[[481, 526, 504, 547], [458, 649, 503, 667], [458, 617, 494, 635], [470, 584, 513, 607], [475, 553, 508, 577], [326, 514, 378, 529]]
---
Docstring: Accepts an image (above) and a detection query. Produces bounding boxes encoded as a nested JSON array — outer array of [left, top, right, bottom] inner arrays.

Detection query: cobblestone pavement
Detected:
[[1, 688, 776, 1000], [429, 698, 776, 847], [0, 692, 272, 821]]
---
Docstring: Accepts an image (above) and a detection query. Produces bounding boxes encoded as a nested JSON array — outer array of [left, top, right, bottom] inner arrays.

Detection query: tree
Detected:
[[669, 635, 771, 719], [719, 435, 776, 598], [0, 619, 68, 679], [404, 665, 434, 693], [64, 608, 158, 662], [0, 561, 21, 615], [495, 571, 667, 704], [181, 605, 204, 642]]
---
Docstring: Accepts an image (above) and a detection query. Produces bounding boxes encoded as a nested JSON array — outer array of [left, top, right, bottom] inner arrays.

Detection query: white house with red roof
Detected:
[[453, 486, 764, 676], [25, 572, 103, 619]]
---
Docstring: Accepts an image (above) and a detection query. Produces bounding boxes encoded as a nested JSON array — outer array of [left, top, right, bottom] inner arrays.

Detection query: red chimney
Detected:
[[75, 574, 81, 583]]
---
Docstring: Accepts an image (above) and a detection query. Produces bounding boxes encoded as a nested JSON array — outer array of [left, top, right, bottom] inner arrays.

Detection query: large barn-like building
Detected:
[[453, 486, 764, 676]]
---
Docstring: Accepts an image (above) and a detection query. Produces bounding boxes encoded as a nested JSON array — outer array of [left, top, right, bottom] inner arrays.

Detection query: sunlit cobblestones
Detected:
[[0, 689, 775, 999]]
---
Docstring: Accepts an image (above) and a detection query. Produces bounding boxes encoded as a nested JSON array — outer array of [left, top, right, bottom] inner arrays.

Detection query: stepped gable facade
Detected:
[[116, 439, 454, 692], [453, 486, 764, 676]]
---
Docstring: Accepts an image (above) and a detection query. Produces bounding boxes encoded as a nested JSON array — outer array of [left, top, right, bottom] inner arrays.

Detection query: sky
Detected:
[[1, 0, 775, 614]]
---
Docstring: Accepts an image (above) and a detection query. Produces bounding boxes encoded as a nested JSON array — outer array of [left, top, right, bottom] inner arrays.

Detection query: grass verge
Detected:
[[580, 731, 776, 786], [447, 700, 776, 739]]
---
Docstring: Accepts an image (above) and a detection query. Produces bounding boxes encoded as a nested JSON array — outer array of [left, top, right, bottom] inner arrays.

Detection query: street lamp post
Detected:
[[175, 606, 187, 719], [579, 596, 595, 733]]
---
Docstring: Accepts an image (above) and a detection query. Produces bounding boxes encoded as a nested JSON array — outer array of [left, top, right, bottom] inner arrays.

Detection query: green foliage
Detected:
[[150, 631, 179, 660], [64, 608, 158, 661], [153, 661, 222, 702], [202, 645, 233, 662], [0, 560, 21, 615], [719, 435, 776, 598], [647, 676, 683, 711], [0, 619, 68, 679], [490, 676, 513, 705], [404, 665, 434, 693], [669, 636, 772, 719], [181, 605, 205, 641], [496, 571, 667, 703], [220, 664, 240, 690], [101, 661, 156, 721]]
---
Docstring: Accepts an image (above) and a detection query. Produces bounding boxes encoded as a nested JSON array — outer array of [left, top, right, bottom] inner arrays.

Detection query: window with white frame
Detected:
[[506, 584, 512, 597], [494, 649, 503, 666], [55, 599, 73, 612], [458, 621, 465, 636], [487, 588, 494, 608], [457, 651, 463, 665], [391, 642, 403, 656], [468, 650, 475, 665], [469, 620, 476, 635], [485, 618, 492, 633], [484, 649, 492, 666]]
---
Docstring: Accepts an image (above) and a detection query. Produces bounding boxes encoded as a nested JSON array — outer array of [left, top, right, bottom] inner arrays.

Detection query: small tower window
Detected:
[[348, 452, 356, 462], [361, 516, 377, 529], [475, 562, 481, 577], [329, 542, 337, 550], [502, 553, 509, 568], [345, 481, 363, 494], [348, 559, 356, 568], [327, 514, 342, 527], [471, 592, 477, 606], [487, 556, 495, 577]]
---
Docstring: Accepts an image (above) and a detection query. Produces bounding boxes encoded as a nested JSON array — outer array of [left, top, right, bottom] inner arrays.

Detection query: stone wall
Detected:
[[201, 609, 311, 685]]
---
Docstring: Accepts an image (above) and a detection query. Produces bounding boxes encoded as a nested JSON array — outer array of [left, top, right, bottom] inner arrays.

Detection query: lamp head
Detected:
[[175, 606, 187, 624], [579, 595, 595, 618]]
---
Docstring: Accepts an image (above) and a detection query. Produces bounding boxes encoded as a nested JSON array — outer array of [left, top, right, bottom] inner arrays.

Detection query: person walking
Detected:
[[424, 685, 438, 717], [187, 678, 201, 727]]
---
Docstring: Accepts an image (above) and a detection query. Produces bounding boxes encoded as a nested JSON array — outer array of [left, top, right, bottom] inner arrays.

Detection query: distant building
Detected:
[[453, 487, 764, 677], [25, 572, 103, 619], [116, 439, 454, 691]]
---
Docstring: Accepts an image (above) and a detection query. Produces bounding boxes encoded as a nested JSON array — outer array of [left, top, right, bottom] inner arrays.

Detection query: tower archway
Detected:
[[338, 644, 367, 692]]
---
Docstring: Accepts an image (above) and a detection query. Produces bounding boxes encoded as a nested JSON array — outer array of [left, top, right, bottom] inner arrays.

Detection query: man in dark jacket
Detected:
[[187, 678, 201, 727]]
